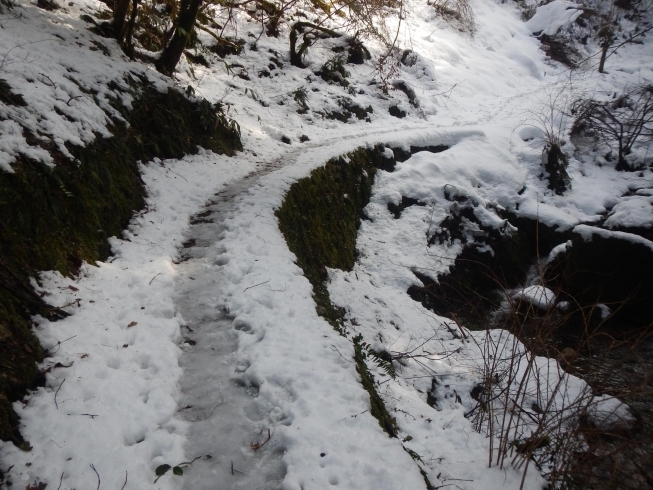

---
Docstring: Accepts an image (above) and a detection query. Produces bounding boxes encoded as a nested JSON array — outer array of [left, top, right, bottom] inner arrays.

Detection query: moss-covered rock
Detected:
[[544, 142, 571, 195], [0, 79, 241, 444], [276, 145, 400, 434]]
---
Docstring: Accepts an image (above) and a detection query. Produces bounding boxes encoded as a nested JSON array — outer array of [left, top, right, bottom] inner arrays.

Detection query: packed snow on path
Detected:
[[0, 0, 651, 488]]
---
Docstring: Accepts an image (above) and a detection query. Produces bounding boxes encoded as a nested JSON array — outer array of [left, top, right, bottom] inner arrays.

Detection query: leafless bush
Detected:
[[467, 286, 643, 489], [428, 0, 476, 33], [464, 273, 649, 489], [521, 85, 576, 194], [571, 84, 653, 170]]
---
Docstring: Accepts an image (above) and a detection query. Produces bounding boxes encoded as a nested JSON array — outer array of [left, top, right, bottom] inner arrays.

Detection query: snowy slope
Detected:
[[1, 0, 651, 488]]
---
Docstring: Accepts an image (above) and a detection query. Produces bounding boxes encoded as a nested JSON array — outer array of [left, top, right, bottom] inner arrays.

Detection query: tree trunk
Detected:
[[121, 0, 140, 57], [598, 41, 609, 73], [113, 0, 131, 44], [289, 22, 342, 68], [157, 0, 203, 76]]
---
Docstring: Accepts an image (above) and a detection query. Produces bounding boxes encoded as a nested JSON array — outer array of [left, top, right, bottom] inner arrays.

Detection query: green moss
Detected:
[[275, 146, 389, 330], [403, 446, 436, 489], [354, 334, 398, 437], [0, 294, 44, 444], [0, 79, 241, 444], [544, 143, 571, 195], [276, 145, 401, 436]]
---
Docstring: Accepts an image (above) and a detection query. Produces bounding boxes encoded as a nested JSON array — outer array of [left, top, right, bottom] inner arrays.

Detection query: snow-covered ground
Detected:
[[1, 0, 651, 488]]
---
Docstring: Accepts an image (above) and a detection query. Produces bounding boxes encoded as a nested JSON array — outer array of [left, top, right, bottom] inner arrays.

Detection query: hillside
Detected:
[[0, 0, 651, 488]]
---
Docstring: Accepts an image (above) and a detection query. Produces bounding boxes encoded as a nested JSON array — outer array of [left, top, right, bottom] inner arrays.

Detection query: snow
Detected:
[[604, 195, 653, 229], [512, 285, 557, 310], [525, 1, 583, 36], [0, 0, 169, 170], [547, 240, 572, 263], [0, 0, 651, 487], [0, 151, 258, 489], [587, 394, 635, 429], [574, 224, 653, 252]]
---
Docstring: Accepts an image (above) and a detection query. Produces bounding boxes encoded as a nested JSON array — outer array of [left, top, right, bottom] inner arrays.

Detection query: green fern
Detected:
[[354, 334, 396, 379]]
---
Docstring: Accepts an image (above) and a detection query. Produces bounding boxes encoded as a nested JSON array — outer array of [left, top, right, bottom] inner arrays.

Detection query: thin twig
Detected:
[[66, 413, 99, 419], [149, 273, 161, 285], [66, 95, 82, 105], [330, 345, 354, 363], [90, 464, 100, 490], [54, 379, 65, 410], [243, 279, 270, 292], [164, 167, 188, 182], [120, 471, 128, 490], [251, 428, 271, 451], [0, 38, 55, 71], [44, 335, 77, 355], [201, 397, 224, 421], [337, 409, 369, 423]]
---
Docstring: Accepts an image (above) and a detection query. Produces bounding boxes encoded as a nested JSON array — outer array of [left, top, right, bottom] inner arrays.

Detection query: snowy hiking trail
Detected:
[[3, 0, 651, 486], [169, 75, 611, 487], [170, 111, 641, 490], [174, 171, 287, 490], [171, 124, 476, 489]]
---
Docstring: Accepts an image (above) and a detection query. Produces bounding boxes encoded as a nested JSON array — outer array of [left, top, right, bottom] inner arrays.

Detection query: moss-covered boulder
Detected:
[[0, 79, 241, 444]]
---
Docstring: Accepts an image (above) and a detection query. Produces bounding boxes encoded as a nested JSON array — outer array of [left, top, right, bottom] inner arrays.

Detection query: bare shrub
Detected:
[[428, 0, 476, 33], [467, 299, 634, 489], [521, 86, 575, 194], [458, 256, 651, 489], [403, 232, 653, 488], [571, 84, 653, 170]]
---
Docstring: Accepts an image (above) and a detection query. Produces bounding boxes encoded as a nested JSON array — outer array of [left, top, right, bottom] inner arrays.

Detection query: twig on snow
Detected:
[[337, 409, 368, 423], [54, 379, 65, 409], [149, 273, 161, 285], [56, 472, 64, 490], [39, 73, 58, 88], [200, 397, 224, 421], [120, 471, 128, 490], [66, 413, 99, 419], [44, 335, 77, 355], [0, 38, 54, 71], [330, 345, 354, 363], [230, 461, 245, 475], [243, 279, 270, 292], [66, 95, 82, 105], [90, 463, 100, 490], [251, 428, 271, 452]]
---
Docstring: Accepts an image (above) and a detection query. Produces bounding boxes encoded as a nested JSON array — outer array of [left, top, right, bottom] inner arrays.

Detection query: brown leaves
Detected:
[[250, 428, 271, 452], [127, 321, 138, 328], [25, 482, 47, 490]]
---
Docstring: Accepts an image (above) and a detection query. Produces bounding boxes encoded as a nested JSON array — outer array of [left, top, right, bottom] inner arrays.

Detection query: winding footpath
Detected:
[[171, 125, 448, 489]]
